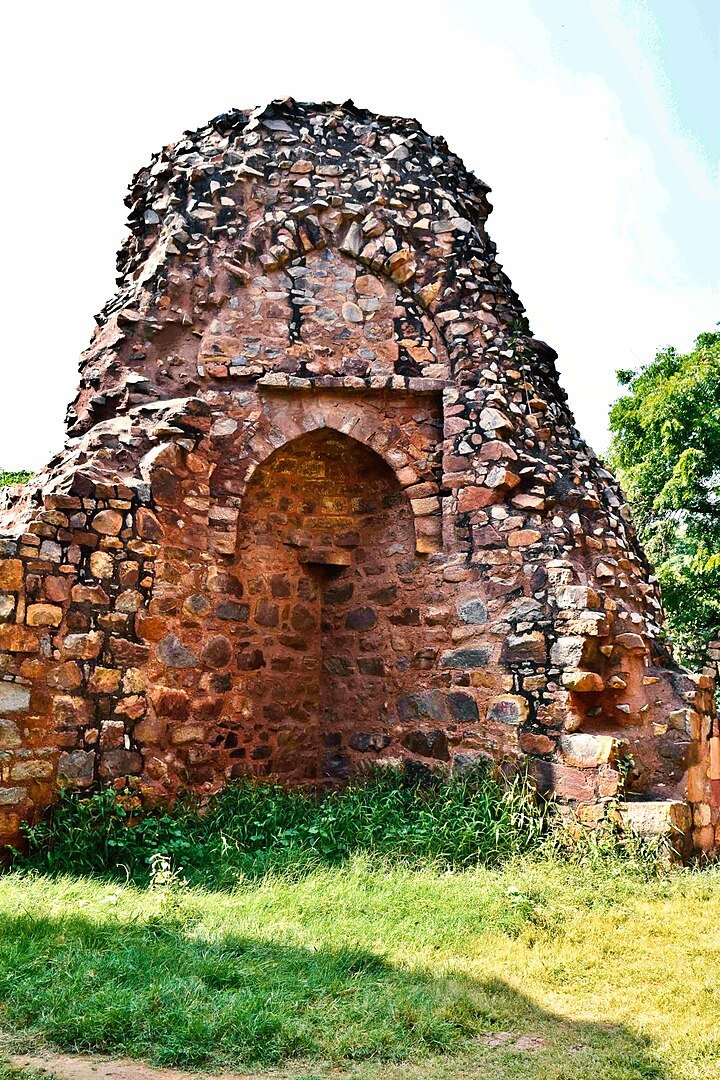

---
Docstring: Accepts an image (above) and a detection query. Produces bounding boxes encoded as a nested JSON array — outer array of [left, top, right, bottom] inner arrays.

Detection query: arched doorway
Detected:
[[232, 428, 418, 779]]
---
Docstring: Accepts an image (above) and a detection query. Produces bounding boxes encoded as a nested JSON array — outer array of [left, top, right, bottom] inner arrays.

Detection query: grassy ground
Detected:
[[0, 1068, 44, 1080], [0, 855, 718, 1080]]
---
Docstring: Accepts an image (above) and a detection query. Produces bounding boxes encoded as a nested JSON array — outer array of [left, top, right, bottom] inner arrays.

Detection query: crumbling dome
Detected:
[[0, 99, 715, 853]]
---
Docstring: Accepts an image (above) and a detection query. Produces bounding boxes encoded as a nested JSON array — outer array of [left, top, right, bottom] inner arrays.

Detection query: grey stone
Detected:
[[621, 799, 691, 837], [345, 607, 377, 631], [39, 540, 62, 562], [440, 647, 490, 670], [349, 732, 392, 752], [0, 683, 31, 713], [446, 691, 479, 724], [0, 786, 26, 805], [457, 598, 488, 624], [621, 800, 692, 860], [184, 594, 211, 616], [156, 634, 198, 668], [558, 733, 614, 768], [98, 749, 143, 778], [506, 597, 544, 623], [58, 750, 95, 788], [452, 751, 490, 780], [550, 636, 589, 668], [556, 585, 600, 611], [0, 719, 22, 748], [486, 695, 528, 726], [402, 729, 449, 760], [398, 691, 445, 724], [215, 600, 250, 623]]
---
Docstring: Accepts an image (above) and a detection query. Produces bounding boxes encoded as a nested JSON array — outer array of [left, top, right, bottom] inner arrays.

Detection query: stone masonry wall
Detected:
[[0, 99, 715, 853]]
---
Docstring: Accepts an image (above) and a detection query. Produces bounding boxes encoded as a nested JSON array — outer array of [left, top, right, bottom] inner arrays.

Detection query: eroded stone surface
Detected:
[[0, 99, 715, 852]]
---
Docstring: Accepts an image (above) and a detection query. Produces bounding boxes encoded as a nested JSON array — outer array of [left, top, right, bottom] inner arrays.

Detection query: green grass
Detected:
[[0, 857, 718, 1078], [4, 772, 717, 1078], [18, 767, 546, 887]]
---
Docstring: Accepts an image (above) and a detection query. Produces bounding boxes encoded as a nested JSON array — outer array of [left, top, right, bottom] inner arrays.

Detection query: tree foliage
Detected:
[[608, 329, 720, 666]]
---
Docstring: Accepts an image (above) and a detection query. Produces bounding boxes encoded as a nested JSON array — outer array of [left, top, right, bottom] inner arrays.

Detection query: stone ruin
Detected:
[[0, 99, 716, 855]]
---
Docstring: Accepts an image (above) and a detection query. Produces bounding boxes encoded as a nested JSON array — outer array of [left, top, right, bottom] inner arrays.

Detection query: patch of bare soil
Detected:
[[11, 1052, 259, 1080], [11, 1036, 548, 1078], [475, 1033, 546, 1052]]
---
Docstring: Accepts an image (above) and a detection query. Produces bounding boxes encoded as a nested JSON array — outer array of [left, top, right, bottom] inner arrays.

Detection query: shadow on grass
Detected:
[[0, 906, 667, 1079]]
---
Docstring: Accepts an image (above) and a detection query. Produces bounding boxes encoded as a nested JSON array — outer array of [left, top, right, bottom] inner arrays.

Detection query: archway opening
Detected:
[[233, 428, 418, 780]]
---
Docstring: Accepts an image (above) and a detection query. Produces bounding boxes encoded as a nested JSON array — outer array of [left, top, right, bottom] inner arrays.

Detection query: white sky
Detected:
[[1, 0, 717, 469]]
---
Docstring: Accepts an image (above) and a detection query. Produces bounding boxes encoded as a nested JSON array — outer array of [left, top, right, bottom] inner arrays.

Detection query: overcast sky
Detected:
[[1, 0, 717, 470]]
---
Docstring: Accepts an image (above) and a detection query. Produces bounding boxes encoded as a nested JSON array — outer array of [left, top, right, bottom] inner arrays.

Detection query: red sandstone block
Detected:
[[533, 761, 596, 802], [520, 731, 556, 755], [71, 531, 99, 549], [508, 529, 542, 548], [457, 486, 495, 511]]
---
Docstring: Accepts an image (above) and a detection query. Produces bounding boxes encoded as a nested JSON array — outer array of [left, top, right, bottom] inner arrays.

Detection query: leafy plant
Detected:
[[18, 766, 546, 887]]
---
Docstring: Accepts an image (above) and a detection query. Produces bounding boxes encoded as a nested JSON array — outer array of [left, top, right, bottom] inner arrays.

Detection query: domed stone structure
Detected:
[[0, 99, 715, 852]]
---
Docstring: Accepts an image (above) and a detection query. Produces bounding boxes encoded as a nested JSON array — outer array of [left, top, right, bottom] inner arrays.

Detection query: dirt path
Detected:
[[11, 1053, 260, 1080], [11, 1036, 546, 1079]]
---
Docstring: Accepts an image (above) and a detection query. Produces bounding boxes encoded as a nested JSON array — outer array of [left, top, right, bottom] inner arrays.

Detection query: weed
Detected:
[[0, 471, 32, 487], [18, 764, 546, 887]]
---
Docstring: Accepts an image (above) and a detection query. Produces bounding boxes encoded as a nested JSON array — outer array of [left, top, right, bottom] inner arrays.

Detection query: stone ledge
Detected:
[[257, 373, 447, 394], [620, 799, 693, 861]]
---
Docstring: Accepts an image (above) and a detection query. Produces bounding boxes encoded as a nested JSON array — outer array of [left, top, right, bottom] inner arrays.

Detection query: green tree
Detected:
[[608, 329, 720, 667]]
